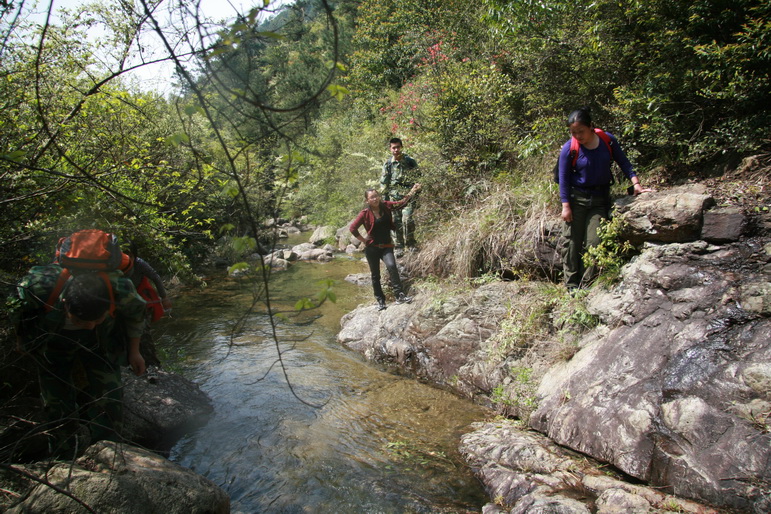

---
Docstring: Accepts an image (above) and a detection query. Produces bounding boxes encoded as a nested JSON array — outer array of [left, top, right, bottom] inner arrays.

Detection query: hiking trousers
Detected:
[[37, 330, 123, 457], [364, 245, 405, 301], [388, 192, 417, 248], [562, 190, 610, 289]]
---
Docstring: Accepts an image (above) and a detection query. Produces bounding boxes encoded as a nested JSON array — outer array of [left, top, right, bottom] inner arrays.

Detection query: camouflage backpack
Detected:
[[14, 264, 72, 349]]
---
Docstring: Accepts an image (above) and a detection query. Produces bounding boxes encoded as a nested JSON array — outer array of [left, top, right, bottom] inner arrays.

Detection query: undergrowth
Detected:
[[582, 216, 635, 286], [408, 155, 559, 281]]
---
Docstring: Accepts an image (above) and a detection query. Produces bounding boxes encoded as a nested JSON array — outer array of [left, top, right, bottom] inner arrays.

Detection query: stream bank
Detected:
[[338, 185, 771, 512]]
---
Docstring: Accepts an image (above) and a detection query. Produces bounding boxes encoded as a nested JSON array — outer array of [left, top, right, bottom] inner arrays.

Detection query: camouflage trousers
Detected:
[[36, 329, 123, 457], [388, 192, 417, 248]]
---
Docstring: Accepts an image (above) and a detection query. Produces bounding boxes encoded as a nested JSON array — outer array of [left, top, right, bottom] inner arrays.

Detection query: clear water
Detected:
[[155, 249, 489, 513]]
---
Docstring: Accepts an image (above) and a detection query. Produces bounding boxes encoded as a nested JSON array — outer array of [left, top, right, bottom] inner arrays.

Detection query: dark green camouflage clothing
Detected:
[[13, 264, 145, 457], [380, 154, 419, 247]]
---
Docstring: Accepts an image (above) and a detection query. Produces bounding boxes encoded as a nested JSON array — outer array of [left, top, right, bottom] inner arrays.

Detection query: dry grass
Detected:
[[406, 175, 561, 281]]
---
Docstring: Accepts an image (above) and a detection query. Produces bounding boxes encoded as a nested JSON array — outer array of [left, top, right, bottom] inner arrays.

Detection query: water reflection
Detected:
[[157, 255, 488, 513]]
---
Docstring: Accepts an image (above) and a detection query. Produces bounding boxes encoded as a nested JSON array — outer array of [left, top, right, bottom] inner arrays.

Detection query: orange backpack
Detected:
[[47, 229, 124, 315]]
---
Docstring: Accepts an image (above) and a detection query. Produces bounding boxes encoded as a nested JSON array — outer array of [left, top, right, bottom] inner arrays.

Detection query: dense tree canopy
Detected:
[[0, 0, 768, 278]]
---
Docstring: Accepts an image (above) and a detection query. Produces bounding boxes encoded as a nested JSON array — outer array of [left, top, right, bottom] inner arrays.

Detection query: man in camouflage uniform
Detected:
[[380, 137, 419, 249], [13, 266, 146, 457]]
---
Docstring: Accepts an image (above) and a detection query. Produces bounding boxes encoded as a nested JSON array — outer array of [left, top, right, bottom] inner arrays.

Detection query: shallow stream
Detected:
[[155, 242, 490, 513]]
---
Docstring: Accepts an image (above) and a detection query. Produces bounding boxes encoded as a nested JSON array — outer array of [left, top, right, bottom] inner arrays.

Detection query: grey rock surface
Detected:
[[339, 238, 771, 511], [7, 441, 229, 514], [122, 366, 213, 451], [531, 240, 771, 511], [615, 184, 715, 245]]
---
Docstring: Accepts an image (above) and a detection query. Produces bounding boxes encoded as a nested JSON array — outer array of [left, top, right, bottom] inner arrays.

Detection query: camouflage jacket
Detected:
[[12, 264, 146, 350], [380, 154, 418, 199]]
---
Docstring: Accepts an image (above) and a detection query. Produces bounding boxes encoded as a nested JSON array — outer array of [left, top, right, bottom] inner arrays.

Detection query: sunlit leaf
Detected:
[[165, 133, 190, 146], [227, 262, 250, 274]]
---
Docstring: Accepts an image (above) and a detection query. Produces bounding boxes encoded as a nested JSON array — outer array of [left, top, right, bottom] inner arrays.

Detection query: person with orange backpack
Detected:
[[12, 229, 147, 458], [557, 108, 651, 290], [120, 251, 172, 323]]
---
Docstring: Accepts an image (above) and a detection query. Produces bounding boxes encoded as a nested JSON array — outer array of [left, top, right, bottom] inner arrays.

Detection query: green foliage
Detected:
[[582, 216, 634, 286], [487, 301, 549, 362], [490, 385, 512, 407], [288, 100, 389, 226], [490, 367, 538, 416], [2, 0, 769, 282]]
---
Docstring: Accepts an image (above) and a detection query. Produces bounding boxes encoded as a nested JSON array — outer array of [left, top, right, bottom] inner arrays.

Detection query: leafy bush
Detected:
[[582, 216, 635, 286]]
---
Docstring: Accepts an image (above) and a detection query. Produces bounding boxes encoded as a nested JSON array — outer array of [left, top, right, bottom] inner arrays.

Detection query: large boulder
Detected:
[[530, 240, 771, 511], [338, 282, 525, 400], [308, 225, 336, 246], [7, 441, 229, 513], [336, 225, 361, 251], [291, 242, 334, 261], [338, 237, 771, 511], [460, 420, 718, 514], [122, 366, 213, 451], [615, 184, 715, 245]]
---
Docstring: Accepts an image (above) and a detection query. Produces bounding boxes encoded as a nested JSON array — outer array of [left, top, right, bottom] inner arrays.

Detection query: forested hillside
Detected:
[[1, 0, 769, 282]]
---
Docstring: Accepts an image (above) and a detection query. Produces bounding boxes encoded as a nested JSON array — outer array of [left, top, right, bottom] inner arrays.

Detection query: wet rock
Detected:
[[7, 441, 229, 513], [344, 272, 370, 285], [339, 237, 771, 511], [290, 242, 333, 261], [292, 242, 316, 253], [336, 226, 359, 250], [122, 366, 213, 451], [338, 282, 523, 398], [262, 253, 290, 270], [273, 249, 298, 262]]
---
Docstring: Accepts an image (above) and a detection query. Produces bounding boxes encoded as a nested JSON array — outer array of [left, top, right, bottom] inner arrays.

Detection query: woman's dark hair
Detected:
[[63, 273, 110, 321], [567, 108, 593, 128], [364, 188, 379, 201]]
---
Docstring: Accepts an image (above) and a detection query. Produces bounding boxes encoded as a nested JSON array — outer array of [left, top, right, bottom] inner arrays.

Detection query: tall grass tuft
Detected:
[[407, 155, 562, 280]]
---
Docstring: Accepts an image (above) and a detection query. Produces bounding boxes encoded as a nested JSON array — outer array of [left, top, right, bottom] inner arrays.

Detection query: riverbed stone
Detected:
[[309, 225, 335, 245], [344, 272, 370, 285], [122, 366, 213, 451], [336, 225, 360, 250], [459, 420, 717, 514], [531, 239, 771, 512], [7, 441, 229, 514]]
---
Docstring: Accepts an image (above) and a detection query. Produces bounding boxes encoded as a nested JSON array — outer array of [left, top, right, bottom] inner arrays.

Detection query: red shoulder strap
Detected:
[[569, 137, 580, 167], [97, 272, 116, 317], [44, 268, 71, 312], [569, 129, 614, 167], [594, 128, 614, 157], [45, 269, 115, 316]]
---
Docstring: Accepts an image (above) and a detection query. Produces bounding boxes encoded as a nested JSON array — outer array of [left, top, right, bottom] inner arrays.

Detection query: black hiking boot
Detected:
[[395, 293, 412, 305]]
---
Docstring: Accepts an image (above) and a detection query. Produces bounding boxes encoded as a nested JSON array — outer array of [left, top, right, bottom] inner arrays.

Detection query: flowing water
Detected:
[[155, 243, 490, 513]]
